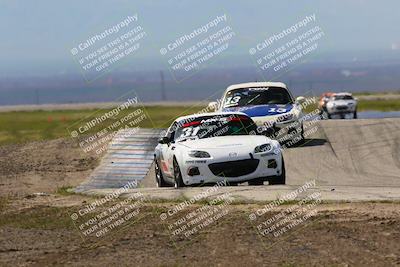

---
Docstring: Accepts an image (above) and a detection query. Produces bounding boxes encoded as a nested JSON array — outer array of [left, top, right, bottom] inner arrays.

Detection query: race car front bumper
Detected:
[[180, 152, 282, 185], [326, 105, 356, 115]]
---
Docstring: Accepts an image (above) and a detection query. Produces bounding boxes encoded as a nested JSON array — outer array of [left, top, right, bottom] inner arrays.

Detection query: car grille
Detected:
[[336, 105, 348, 110], [208, 159, 259, 177]]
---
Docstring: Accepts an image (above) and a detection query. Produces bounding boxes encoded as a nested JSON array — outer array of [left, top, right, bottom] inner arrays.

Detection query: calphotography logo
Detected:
[[249, 13, 326, 80], [69, 181, 152, 240], [247, 180, 322, 248], [159, 13, 236, 82], [66, 91, 153, 156], [70, 14, 147, 82], [159, 181, 233, 248]]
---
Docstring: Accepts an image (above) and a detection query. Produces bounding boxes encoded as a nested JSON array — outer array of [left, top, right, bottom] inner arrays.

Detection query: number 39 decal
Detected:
[[268, 107, 287, 113]]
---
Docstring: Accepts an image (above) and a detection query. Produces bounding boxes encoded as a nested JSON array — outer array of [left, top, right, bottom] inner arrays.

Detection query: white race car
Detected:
[[154, 112, 285, 188], [208, 82, 306, 144], [324, 92, 358, 119]]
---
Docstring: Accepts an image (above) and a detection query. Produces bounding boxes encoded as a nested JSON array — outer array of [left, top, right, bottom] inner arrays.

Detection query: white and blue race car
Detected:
[[209, 82, 306, 144], [154, 112, 284, 188]]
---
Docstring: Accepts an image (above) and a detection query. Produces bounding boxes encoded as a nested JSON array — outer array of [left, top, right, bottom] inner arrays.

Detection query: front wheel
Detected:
[[269, 157, 286, 185], [297, 123, 305, 145], [173, 158, 185, 189], [353, 110, 357, 119], [155, 160, 168, 187]]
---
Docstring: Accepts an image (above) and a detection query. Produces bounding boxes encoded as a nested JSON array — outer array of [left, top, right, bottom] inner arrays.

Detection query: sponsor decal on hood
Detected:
[[222, 104, 293, 117]]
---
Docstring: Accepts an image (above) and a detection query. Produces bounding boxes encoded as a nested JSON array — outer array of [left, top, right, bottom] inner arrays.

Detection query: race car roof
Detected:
[[320, 92, 335, 97], [225, 82, 288, 92], [334, 92, 353, 96], [174, 112, 249, 123]]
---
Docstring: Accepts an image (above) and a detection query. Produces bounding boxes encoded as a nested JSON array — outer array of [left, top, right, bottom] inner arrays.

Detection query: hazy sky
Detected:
[[1, 0, 399, 75]]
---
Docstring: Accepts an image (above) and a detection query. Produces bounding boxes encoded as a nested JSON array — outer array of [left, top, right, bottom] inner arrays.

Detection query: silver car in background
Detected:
[[324, 92, 358, 119]]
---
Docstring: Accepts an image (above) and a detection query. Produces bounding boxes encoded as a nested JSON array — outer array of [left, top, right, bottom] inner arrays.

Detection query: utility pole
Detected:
[[160, 70, 166, 101], [35, 89, 39, 105]]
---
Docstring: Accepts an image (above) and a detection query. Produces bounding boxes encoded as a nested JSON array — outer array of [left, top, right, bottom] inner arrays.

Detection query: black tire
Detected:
[[248, 178, 264, 186], [353, 110, 357, 119], [155, 160, 168, 187], [173, 158, 185, 189], [269, 157, 286, 185], [286, 123, 304, 148], [322, 107, 329, 119], [321, 111, 328, 120], [297, 123, 305, 145]]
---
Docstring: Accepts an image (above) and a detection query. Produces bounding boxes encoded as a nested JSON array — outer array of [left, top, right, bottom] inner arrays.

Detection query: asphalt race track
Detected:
[[78, 118, 400, 202]]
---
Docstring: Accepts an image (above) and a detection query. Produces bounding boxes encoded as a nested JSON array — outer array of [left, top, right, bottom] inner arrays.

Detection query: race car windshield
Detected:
[[334, 95, 354, 100], [174, 115, 256, 141], [223, 87, 293, 108]]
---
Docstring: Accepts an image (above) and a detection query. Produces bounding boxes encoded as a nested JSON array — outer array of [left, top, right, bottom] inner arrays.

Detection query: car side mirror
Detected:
[[208, 101, 219, 111], [158, 137, 170, 144], [295, 96, 306, 104]]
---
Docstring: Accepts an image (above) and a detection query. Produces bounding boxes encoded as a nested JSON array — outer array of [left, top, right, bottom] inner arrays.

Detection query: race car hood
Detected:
[[177, 135, 269, 150], [222, 104, 293, 117]]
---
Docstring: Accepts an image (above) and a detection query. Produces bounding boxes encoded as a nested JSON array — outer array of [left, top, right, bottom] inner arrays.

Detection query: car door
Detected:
[[159, 123, 177, 180]]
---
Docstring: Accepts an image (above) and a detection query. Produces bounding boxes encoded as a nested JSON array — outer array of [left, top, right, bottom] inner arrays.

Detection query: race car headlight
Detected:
[[188, 150, 211, 158], [280, 113, 294, 122], [254, 143, 272, 153]]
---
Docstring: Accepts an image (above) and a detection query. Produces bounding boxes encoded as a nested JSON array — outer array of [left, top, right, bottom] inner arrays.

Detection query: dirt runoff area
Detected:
[[0, 138, 400, 267]]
